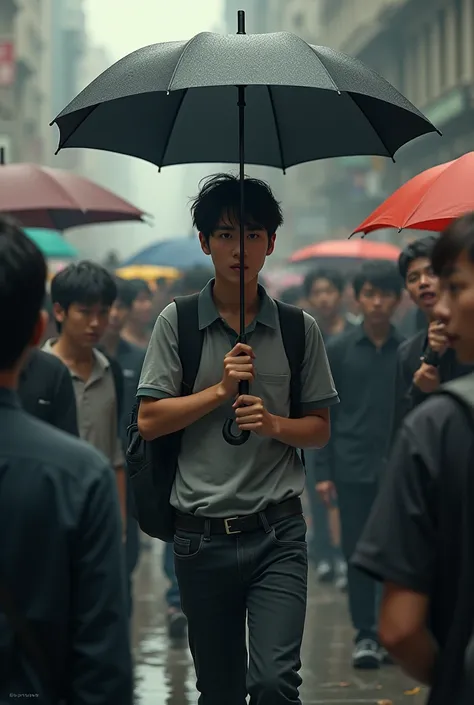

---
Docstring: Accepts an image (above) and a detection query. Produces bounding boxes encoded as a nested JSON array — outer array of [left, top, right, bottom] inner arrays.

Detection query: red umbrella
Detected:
[[353, 152, 474, 236], [290, 239, 400, 263], [0, 163, 146, 230]]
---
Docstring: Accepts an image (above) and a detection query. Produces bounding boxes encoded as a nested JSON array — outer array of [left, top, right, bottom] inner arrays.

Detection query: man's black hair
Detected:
[[128, 278, 152, 300], [0, 217, 47, 370], [303, 267, 345, 297], [191, 173, 283, 242], [114, 277, 136, 308], [432, 212, 474, 277], [51, 261, 117, 312], [353, 260, 403, 298], [279, 285, 304, 306], [398, 235, 438, 280]]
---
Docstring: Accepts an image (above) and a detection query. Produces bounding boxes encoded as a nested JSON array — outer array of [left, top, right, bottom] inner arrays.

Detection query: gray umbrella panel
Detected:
[[53, 31, 439, 170]]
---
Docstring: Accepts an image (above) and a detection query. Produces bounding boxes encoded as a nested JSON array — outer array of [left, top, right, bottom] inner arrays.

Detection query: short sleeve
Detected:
[[300, 313, 340, 413], [137, 303, 182, 400], [352, 423, 437, 594]]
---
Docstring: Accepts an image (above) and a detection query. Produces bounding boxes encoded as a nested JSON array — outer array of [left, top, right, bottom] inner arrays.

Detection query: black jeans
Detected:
[[174, 513, 308, 705], [336, 482, 380, 642]]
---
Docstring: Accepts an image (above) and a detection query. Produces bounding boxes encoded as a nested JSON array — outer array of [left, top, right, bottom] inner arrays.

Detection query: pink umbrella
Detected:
[[0, 163, 146, 230]]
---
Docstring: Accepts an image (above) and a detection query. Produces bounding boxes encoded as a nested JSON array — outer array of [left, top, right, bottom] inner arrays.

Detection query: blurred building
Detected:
[[316, 0, 474, 234], [48, 0, 87, 171], [0, 0, 48, 163]]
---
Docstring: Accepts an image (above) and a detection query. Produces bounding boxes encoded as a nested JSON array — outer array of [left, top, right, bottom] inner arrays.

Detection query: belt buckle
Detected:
[[224, 516, 241, 535]]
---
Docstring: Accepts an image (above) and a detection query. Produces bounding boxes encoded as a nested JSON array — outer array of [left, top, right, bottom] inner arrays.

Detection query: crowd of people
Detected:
[[0, 172, 474, 704]]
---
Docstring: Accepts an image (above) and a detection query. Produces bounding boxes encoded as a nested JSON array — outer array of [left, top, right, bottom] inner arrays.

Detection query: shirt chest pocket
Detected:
[[254, 372, 290, 416], [35, 398, 52, 421]]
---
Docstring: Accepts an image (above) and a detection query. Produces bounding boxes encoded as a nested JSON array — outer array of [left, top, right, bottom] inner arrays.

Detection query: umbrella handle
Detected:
[[222, 380, 251, 446]]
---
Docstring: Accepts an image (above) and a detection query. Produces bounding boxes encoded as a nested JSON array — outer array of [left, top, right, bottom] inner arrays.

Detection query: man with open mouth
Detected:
[[391, 235, 474, 440]]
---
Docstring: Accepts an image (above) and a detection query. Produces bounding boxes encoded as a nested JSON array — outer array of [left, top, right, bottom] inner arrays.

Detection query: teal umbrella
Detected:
[[24, 228, 78, 259]]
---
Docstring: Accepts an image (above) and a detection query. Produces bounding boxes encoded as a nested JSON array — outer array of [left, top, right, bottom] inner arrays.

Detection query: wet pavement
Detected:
[[132, 540, 428, 704]]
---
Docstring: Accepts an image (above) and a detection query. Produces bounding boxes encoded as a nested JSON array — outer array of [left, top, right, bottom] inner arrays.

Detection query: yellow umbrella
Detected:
[[115, 264, 181, 290]]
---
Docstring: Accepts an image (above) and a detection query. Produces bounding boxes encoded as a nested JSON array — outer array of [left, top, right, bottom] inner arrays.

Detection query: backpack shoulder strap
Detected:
[[275, 300, 305, 419], [174, 293, 204, 396]]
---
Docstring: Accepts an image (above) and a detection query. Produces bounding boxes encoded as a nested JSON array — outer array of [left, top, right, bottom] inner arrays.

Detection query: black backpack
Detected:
[[126, 293, 306, 542]]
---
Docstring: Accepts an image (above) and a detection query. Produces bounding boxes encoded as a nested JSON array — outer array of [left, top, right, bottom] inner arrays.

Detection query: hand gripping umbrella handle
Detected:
[[222, 379, 250, 446]]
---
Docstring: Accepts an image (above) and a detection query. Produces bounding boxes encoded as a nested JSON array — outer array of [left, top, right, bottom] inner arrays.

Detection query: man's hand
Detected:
[[413, 363, 440, 394], [218, 343, 255, 399], [427, 320, 448, 355], [233, 394, 276, 436], [316, 480, 337, 507]]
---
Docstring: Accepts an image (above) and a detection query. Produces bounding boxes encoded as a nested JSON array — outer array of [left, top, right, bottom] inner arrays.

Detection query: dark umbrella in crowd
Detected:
[[51, 11, 439, 445], [0, 157, 146, 231]]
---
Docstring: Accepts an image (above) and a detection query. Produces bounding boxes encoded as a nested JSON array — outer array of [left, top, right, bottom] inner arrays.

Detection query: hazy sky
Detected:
[[79, 0, 224, 260]]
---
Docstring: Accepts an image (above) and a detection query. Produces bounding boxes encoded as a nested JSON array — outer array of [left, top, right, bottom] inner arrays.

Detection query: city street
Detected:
[[132, 541, 427, 705]]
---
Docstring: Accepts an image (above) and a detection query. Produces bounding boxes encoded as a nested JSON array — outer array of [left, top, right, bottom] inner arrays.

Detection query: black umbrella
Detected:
[[51, 11, 439, 445]]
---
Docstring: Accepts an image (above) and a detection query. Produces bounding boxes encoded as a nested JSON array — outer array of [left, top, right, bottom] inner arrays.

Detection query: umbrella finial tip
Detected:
[[237, 10, 246, 34]]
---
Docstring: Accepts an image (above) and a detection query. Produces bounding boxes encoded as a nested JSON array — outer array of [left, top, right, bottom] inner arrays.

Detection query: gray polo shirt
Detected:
[[138, 282, 339, 517], [43, 340, 124, 469]]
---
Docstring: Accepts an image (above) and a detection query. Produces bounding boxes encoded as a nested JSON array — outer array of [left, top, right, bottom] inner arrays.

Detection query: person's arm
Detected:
[[71, 459, 133, 704], [136, 305, 254, 440], [389, 345, 413, 449], [51, 359, 79, 436], [379, 582, 438, 685]]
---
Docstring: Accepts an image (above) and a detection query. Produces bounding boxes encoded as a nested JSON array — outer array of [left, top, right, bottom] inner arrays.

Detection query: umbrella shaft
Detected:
[[238, 85, 246, 342]]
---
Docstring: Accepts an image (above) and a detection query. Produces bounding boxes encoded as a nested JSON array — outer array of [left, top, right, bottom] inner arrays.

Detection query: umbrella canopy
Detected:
[[115, 264, 182, 283], [122, 237, 209, 270], [290, 239, 401, 263], [0, 163, 146, 230], [52, 30, 437, 170], [24, 228, 79, 258], [353, 152, 474, 236]]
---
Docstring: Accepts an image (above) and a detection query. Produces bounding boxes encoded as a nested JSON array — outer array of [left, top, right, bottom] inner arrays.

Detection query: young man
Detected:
[[0, 217, 132, 703], [120, 278, 153, 349], [303, 267, 355, 341], [137, 174, 339, 705], [44, 262, 127, 535], [392, 236, 473, 437], [353, 212, 474, 705], [315, 260, 403, 670]]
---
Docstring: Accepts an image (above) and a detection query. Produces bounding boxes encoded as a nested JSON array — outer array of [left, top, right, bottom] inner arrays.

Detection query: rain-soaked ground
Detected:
[[131, 539, 428, 705]]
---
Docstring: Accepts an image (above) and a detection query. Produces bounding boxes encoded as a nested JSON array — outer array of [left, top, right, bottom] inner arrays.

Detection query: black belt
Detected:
[[175, 497, 302, 536]]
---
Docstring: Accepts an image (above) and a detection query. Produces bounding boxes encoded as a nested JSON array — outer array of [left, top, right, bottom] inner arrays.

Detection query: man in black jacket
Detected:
[[392, 236, 473, 440], [18, 347, 78, 435], [0, 217, 132, 704]]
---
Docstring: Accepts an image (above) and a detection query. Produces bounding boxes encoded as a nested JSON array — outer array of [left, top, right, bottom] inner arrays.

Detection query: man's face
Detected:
[[131, 290, 152, 326], [308, 277, 342, 319], [108, 299, 130, 335], [434, 251, 474, 364], [199, 213, 275, 285], [356, 282, 400, 326], [54, 301, 111, 349], [405, 257, 439, 317]]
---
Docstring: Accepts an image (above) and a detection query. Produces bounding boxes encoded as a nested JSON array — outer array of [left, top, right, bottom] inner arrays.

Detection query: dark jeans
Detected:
[[336, 482, 380, 642], [163, 541, 181, 609], [174, 514, 308, 705]]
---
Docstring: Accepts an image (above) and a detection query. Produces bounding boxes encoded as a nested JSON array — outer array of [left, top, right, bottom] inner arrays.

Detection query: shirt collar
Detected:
[[42, 339, 110, 379], [197, 279, 278, 331], [354, 322, 403, 346]]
